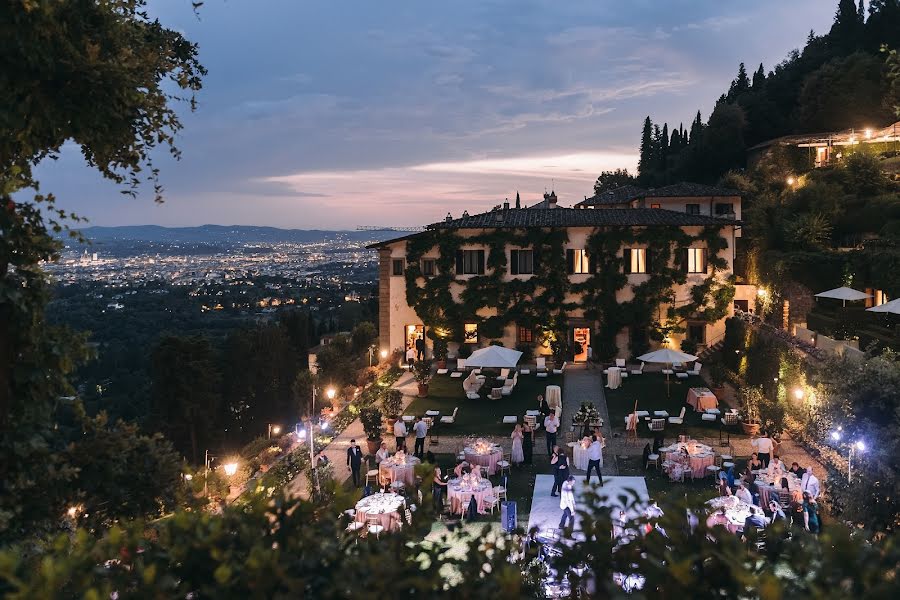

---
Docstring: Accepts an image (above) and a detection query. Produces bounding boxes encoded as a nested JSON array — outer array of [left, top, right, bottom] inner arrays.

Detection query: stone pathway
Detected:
[[561, 364, 618, 476], [286, 372, 418, 499]]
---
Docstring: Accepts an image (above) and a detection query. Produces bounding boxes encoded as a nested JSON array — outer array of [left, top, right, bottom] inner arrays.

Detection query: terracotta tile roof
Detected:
[[644, 182, 742, 198], [429, 207, 738, 230], [574, 185, 648, 207]]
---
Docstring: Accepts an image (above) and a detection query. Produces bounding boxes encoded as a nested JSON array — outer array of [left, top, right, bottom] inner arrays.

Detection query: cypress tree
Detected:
[[660, 123, 669, 174], [858, 0, 866, 22], [637, 117, 654, 178], [728, 62, 751, 100], [752, 63, 766, 89], [688, 111, 703, 145]]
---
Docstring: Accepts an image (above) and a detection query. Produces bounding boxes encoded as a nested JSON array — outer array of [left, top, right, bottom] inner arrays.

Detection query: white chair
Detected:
[[688, 361, 702, 376], [502, 415, 517, 424], [402, 415, 415, 423], [537, 371, 548, 378], [366, 515, 385, 539], [494, 485, 507, 501], [519, 368, 531, 375], [483, 493, 500, 515], [525, 409, 540, 416], [630, 362, 645, 376], [495, 368, 511, 381], [437, 368, 449, 375], [653, 410, 669, 418], [501, 373, 518, 396], [472, 368, 482, 375], [425, 409, 440, 417], [706, 465, 721, 478], [701, 413, 717, 422], [466, 392, 480, 400], [552, 361, 567, 375], [646, 453, 660, 469], [450, 371, 463, 379], [536, 357, 547, 372], [490, 388, 503, 400], [705, 408, 721, 416], [440, 407, 459, 425], [635, 410, 650, 418], [345, 520, 365, 534], [455, 359, 467, 372], [662, 368, 674, 375], [649, 418, 665, 432], [615, 358, 626, 368], [676, 370, 689, 379], [668, 407, 686, 425]]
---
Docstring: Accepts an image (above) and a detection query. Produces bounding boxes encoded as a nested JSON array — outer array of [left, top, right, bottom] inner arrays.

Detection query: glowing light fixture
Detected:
[[223, 462, 239, 476], [793, 388, 804, 400]]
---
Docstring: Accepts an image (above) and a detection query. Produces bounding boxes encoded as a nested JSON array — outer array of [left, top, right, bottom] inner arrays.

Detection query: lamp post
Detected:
[[267, 423, 282, 439], [309, 383, 336, 497], [830, 428, 865, 483]]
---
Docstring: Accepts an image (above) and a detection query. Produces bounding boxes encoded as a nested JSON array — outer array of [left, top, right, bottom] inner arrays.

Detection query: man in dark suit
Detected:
[[415, 336, 426, 361], [347, 439, 364, 487]]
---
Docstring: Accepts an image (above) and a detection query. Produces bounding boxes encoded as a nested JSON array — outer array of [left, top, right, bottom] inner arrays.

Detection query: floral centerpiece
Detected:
[[573, 402, 601, 424], [471, 438, 493, 454]]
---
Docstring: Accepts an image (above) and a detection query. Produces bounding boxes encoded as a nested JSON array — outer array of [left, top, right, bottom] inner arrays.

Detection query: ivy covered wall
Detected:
[[400, 225, 736, 360]]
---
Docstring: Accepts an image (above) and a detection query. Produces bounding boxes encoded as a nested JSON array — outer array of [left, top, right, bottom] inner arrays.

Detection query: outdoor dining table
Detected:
[[567, 440, 590, 470], [447, 477, 494, 515], [706, 495, 768, 534], [606, 367, 622, 389], [660, 440, 715, 479], [355, 492, 404, 532], [687, 387, 719, 412], [378, 455, 420, 487], [464, 443, 503, 475], [754, 470, 801, 507]]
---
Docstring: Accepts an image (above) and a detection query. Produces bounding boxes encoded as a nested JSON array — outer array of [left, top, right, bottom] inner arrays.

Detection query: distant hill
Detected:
[[72, 225, 405, 245]]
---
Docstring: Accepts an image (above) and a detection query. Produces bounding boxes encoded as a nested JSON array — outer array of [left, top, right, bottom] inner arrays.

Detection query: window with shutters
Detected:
[[566, 249, 591, 274], [421, 258, 436, 277], [686, 247, 708, 274], [517, 326, 534, 343], [392, 259, 404, 276], [510, 249, 534, 275], [457, 249, 485, 275], [624, 248, 648, 274], [687, 322, 706, 344], [686, 204, 700, 215], [715, 203, 734, 215]]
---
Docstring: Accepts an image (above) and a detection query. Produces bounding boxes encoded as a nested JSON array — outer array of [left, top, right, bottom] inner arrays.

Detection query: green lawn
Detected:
[[405, 371, 565, 437], [604, 372, 748, 445]]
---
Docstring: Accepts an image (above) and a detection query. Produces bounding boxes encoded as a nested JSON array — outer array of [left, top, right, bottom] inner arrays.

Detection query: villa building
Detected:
[[370, 188, 755, 361]]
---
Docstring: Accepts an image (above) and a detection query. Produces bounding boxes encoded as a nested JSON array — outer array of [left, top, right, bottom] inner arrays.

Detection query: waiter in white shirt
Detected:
[[751, 433, 774, 467], [801, 466, 821, 500], [544, 413, 559, 457], [393, 418, 407, 452], [413, 416, 428, 458], [584, 435, 604, 486]]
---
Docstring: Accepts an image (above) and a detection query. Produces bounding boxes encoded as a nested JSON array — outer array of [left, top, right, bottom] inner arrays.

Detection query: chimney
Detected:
[[503, 198, 510, 210], [446, 212, 452, 222], [544, 190, 558, 208]]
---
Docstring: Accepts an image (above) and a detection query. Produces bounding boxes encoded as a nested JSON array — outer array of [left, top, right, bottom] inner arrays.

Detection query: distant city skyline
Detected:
[[34, 0, 834, 229]]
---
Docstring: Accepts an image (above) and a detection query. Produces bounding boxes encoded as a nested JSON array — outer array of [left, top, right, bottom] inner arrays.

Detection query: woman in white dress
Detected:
[[510, 424, 525, 465]]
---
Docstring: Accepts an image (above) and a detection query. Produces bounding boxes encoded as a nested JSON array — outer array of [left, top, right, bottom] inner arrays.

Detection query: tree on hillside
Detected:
[[0, 1, 204, 542], [752, 63, 766, 89], [727, 62, 751, 101], [831, 0, 865, 50], [701, 103, 747, 178], [593, 168, 636, 195], [637, 117, 654, 181], [150, 336, 222, 464]]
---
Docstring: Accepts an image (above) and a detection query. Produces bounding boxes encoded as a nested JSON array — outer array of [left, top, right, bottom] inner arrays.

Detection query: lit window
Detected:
[[567, 249, 591, 274], [463, 323, 478, 344], [510, 249, 534, 275], [650, 203, 661, 209], [421, 259, 436, 277], [625, 248, 648, 274], [392, 259, 404, 276], [518, 326, 534, 343], [686, 204, 700, 215], [686, 248, 708, 274]]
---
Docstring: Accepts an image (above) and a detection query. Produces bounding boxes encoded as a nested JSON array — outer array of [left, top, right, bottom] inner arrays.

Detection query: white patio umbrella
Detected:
[[814, 286, 872, 307], [636, 348, 699, 398], [866, 298, 900, 314], [465, 345, 523, 369]]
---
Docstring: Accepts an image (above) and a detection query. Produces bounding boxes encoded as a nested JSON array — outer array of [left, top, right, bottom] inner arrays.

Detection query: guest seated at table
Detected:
[[747, 476, 760, 505], [767, 455, 787, 480], [747, 452, 763, 471], [706, 507, 729, 529], [724, 465, 736, 489], [778, 477, 792, 507], [453, 460, 470, 478], [717, 473, 732, 497], [375, 442, 390, 465], [743, 506, 767, 534], [768, 500, 786, 522], [735, 482, 753, 505], [788, 462, 805, 478]]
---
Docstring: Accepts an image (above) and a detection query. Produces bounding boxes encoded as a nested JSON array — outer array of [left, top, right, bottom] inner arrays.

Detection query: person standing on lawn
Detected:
[[544, 413, 559, 458]]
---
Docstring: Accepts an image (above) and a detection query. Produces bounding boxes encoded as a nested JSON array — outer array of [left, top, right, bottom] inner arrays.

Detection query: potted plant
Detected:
[[709, 361, 727, 397], [433, 338, 449, 369], [382, 388, 403, 419], [738, 386, 763, 435], [412, 359, 434, 397], [680, 338, 698, 356], [360, 406, 384, 454]]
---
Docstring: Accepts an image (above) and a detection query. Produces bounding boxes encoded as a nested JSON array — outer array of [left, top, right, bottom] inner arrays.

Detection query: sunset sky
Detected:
[[37, 0, 834, 229]]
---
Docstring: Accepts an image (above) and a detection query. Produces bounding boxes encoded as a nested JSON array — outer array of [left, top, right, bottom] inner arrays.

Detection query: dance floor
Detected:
[[526, 475, 650, 533]]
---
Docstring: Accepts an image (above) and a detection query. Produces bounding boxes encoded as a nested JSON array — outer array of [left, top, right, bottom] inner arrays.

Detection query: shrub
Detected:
[[360, 407, 384, 441], [457, 344, 472, 359], [432, 338, 448, 361], [516, 343, 534, 363], [381, 389, 403, 418], [412, 360, 433, 386], [680, 338, 698, 355]]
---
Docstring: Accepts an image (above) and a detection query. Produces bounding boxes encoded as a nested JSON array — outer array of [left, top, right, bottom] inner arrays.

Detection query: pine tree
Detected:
[[637, 116, 654, 177], [832, 0, 863, 44], [727, 63, 751, 101], [688, 111, 703, 145], [752, 63, 766, 89]]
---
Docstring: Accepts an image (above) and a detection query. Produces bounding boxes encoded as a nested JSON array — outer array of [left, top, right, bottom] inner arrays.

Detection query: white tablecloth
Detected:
[[464, 445, 503, 475], [567, 441, 589, 470], [606, 367, 622, 389], [660, 440, 715, 479], [355, 493, 404, 531], [755, 470, 800, 507], [706, 496, 767, 534], [545, 385, 562, 412], [447, 478, 493, 514]]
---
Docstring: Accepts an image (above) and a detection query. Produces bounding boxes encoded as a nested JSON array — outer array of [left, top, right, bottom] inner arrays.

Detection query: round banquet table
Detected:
[[660, 440, 715, 479], [447, 478, 494, 515], [706, 496, 767, 534], [606, 367, 622, 389], [355, 492, 404, 532], [567, 441, 589, 471], [755, 470, 800, 507], [464, 445, 503, 475], [545, 385, 562, 413], [378, 455, 420, 487]]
